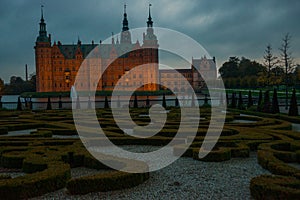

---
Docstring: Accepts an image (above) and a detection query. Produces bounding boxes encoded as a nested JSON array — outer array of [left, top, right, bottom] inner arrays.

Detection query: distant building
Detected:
[[159, 69, 193, 92], [192, 56, 217, 90], [34, 5, 159, 92], [160, 56, 217, 92]]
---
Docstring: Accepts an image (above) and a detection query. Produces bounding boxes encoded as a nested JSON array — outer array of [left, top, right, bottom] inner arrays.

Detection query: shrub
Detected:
[[257, 90, 263, 112], [271, 88, 280, 114], [193, 147, 231, 162], [247, 90, 253, 108], [237, 91, 244, 110], [0, 174, 11, 180], [0, 127, 8, 135], [1, 153, 25, 169], [0, 162, 70, 199], [250, 175, 300, 200], [67, 171, 149, 195], [288, 88, 298, 116]]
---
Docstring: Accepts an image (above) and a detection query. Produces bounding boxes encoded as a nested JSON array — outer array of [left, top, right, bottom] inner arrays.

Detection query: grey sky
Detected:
[[0, 0, 299, 83]]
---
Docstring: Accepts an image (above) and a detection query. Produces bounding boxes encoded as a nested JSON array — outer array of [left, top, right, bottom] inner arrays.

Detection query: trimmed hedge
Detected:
[[174, 141, 250, 162], [67, 171, 149, 195], [0, 127, 8, 135], [193, 147, 231, 162], [1, 153, 25, 169], [257, 141, 300, 177], [0, 162, 71, 200], [250, 175, 300, 200]]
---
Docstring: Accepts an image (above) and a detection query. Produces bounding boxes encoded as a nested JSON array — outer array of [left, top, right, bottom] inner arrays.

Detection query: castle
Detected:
[[34, 5, 216, 93]]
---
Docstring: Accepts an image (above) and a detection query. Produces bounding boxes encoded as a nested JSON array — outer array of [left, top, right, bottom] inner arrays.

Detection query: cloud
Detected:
[[0, 0, 299, 82]]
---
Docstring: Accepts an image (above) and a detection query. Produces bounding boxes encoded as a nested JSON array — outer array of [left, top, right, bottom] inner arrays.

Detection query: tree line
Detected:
[[219, 33, 299, 89], [0, 75, 36, 95]]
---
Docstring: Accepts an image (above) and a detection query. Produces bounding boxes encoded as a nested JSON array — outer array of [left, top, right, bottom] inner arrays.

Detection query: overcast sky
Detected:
[[0, 0, 299, 83]]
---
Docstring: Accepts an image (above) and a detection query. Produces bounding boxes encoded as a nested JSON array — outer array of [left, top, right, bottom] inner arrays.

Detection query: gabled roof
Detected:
[[57, 43, 137, 59]]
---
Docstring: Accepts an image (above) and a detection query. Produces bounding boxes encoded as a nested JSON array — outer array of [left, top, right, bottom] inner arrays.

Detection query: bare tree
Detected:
[[263, 44, 278, 87], [279, 33, 294, 109]]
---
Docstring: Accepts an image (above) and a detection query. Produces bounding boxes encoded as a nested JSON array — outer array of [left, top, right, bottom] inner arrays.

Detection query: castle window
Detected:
[[59, 67, 62, 72], [60, 83, 62, 88], [139, 74, 142, 78], [133, 74, 136, 79]]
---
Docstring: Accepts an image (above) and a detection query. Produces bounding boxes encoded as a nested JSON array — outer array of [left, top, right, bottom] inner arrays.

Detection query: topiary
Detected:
[[263, 90, 271, 113], [237, 91, 244, 110], [247, 90, 253, 108], [271, 88, 280, 114], [162, 93, 166, 108], [133, 94, 138, 108], [104, 95, 109, 108], [288, 88, 298, 116], [46, 96, 52, 110], [230, 92, 236, 109], [257, 90, 263, 112]]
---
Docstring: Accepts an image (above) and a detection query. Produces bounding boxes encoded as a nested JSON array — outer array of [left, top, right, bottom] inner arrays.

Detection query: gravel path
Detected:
[[30, 145, 270, 200]]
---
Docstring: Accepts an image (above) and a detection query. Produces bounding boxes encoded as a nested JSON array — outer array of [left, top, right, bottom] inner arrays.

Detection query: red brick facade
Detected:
[[35, 6, 159, 92]]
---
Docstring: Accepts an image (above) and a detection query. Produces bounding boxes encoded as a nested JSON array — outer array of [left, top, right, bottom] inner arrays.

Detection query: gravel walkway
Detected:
[[29, 145, 270, 200]]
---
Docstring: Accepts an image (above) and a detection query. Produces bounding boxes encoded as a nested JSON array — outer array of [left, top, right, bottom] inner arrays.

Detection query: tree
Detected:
[[279, 33, 294, 109], [237, 91, 244, 110], [239, 57, 265, 77], [0, 78, 4, 95], [272, 88, 279, 114], [134, 94, 138, 108], [293, 64, 300, 87], [247, 90, 253, 108], [288, 88, 298, 116], [270, 66, 284, 87], [3, 76, 36, 95], [219, 57, 239, 78], [257, 90, 263, 112], [46, 97, 52, 110], [17, 97, 22, 111], [230, 92, 236, 108], [162, 93, 166, 108], [263, 90, 271, 113], [104, 95, 109, 108], [263, 44, 278, 87]]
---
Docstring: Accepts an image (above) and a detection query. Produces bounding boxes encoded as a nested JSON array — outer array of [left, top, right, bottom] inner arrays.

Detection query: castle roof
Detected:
[[57, 43, 138, 59]]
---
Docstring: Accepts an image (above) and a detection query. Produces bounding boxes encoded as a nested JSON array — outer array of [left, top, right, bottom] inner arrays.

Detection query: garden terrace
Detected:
[[0, 108, 299, 198]]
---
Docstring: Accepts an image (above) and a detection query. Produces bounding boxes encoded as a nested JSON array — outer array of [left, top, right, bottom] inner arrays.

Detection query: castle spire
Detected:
[[143, 3, 158, 48], [36, 4, 49, 42], [147, 3, 153, 27], [41, 5, 44, 21], [122, 3, 129, 32], [120, 4, 132, 44]]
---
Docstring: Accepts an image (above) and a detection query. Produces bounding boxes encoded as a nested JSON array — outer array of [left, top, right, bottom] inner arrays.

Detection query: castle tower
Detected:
[[34, 5, 52, 92], [142, 4, 158, 49], [120, 4, 132, 44], [142, 4, 159, 91]]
